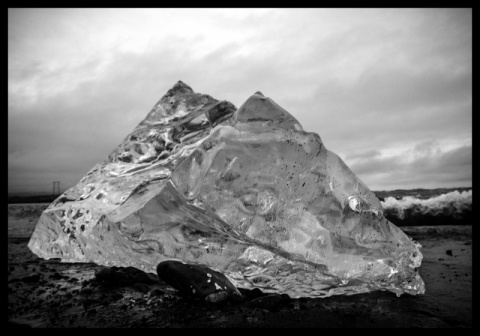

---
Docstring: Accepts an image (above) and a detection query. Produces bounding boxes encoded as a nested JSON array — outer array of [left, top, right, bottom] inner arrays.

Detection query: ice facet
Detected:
[[28, 81, 425, 298]]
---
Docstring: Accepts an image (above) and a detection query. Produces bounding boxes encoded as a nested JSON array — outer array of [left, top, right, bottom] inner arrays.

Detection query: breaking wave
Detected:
[[380, 190, 472, 226]]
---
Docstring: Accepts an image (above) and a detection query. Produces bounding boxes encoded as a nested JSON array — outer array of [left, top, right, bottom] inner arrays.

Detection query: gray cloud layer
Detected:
[[8, 8, 471, 194], [348, 144, 472, 190]]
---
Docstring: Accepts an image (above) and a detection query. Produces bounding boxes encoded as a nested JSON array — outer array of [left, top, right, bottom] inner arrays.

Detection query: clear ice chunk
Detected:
[[28, 81, 425, 298]]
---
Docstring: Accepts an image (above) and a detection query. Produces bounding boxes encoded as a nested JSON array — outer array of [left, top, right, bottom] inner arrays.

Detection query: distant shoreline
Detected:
[[373, 187, 471, 201], [7, 187, 472, 204], [8, 194, 60, 204]]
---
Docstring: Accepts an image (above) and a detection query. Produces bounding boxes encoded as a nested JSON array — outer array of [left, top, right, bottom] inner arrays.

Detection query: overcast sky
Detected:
[[8, 8, 472, 195]]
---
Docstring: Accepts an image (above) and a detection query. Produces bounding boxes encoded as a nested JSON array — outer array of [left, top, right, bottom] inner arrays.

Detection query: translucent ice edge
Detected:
[[28, 81, 425, 299]]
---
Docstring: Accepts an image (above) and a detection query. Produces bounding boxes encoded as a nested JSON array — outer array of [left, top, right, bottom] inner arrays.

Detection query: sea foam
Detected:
[[381, 190, 472, 220]]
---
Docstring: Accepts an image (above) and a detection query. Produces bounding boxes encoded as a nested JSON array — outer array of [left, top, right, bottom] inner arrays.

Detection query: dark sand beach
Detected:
[[8, 203, 472, 328]]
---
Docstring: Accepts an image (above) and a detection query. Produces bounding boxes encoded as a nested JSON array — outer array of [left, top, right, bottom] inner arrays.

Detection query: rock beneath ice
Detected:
[[157, 260, 241, 299], [28, 81, 425, 298]]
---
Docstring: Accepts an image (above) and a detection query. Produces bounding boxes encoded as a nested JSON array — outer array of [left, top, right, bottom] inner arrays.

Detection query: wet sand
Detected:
[[8, 204, 472, 328]]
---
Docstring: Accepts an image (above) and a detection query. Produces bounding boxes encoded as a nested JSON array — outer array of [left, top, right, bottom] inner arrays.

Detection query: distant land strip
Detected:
[[8, 187, 471, 204], [373, 187, 472, 201], [8, 194, 60, 204]]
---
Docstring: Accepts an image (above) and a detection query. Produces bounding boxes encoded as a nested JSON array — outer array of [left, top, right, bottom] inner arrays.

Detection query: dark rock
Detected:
[[94, 267, 114, 282], [148, 288, 165, 297], [147, 273, 159, 283], [133, 283, 151, 294], [247, 288, 265, 300], [134, 272, 157, 285], [205, 291, 229, 303], [237, 287, 251, 296], [122, 266, 143, 276], [115, 272, 134, 286], [446, 250, 453, 256], [156, 260, 242, 299]]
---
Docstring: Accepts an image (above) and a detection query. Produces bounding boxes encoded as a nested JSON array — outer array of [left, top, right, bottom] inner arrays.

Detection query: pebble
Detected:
[[122, 266, 142, 276], [205, 291, 230, 303], [148, 288, 165, 297]]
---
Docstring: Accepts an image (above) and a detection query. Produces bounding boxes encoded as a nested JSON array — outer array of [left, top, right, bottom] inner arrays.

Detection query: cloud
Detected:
[[438, 145, 471, 168], [8, 9, 472, 194], [348, 144, 472, 190], [345, 149, 381, 161], [7, 34, 249, 194], [413, 140, 441, 157]]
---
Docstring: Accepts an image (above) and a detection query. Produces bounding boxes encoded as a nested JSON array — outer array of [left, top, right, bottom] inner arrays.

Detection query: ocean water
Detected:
[[381, 190, 471, 218], [379, 190, 472, 227]]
